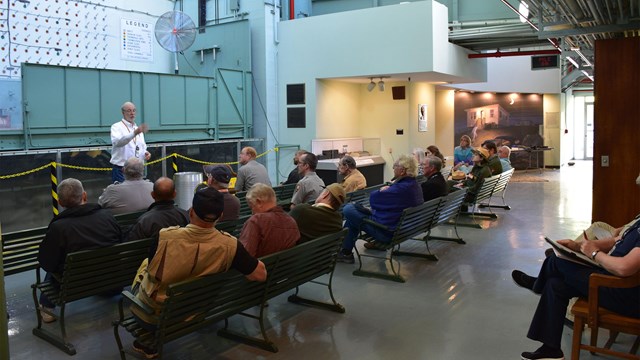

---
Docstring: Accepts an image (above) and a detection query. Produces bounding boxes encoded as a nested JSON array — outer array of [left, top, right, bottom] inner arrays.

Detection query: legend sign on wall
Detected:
[[121, 18, 153, 62]]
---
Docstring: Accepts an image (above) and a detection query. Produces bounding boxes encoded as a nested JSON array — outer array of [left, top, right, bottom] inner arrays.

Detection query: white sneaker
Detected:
[[39, 306, 56, 323]]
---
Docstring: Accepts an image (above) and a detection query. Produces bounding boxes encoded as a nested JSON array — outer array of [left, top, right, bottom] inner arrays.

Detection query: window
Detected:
[[286, 84, 306, 128]]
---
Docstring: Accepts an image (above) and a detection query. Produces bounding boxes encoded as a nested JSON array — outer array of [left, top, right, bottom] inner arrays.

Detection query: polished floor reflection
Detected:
[[5, 161, 637, 359]]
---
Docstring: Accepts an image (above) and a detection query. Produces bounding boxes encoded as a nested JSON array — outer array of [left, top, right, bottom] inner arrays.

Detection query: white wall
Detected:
[[543, 94, 561, 166], [436, 90, 455, 158], [452, 56, 561, 94]]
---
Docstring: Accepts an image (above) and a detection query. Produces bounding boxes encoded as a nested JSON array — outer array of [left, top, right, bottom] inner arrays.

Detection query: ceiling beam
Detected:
[[538, 21, 640, 37]]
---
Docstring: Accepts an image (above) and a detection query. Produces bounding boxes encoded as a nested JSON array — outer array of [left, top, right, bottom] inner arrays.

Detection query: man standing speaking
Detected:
[[110, 102, 151, 183]]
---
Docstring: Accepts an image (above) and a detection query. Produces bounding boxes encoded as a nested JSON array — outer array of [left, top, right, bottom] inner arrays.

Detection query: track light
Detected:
[[378, 79, 385, 91], [367, 78, 376, 92]]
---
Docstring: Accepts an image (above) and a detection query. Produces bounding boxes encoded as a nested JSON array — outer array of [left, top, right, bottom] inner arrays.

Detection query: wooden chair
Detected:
[[570, 272, 640, 360]]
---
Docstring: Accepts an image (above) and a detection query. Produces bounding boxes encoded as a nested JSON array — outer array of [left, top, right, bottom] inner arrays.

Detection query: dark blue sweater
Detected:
[[369, 177, 423, 231]]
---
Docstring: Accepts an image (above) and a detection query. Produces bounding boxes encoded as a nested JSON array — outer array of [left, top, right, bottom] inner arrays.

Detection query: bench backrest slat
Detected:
[[473, 175, 500, 204], [390, 197, 441, 245], [433, 190, 467, 227], [493, 168, 515, 194], [60, 238, 151, 302], [215, 215, 251, 238]]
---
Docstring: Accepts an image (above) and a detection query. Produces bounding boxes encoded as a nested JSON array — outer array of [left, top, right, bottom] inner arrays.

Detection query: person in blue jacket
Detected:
[[337, 154, 423, 263]]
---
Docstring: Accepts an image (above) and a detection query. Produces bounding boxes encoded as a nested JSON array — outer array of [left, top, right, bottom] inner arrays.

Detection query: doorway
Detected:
[[573, 95, 594, 160]]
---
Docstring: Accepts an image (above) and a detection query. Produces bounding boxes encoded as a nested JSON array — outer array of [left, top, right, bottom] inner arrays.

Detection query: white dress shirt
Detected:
[[110, 119, 147, 167]]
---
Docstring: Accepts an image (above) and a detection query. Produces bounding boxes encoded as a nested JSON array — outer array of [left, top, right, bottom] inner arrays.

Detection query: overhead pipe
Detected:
[[498, 0, 560, 49], [468, 49, 561, 58]]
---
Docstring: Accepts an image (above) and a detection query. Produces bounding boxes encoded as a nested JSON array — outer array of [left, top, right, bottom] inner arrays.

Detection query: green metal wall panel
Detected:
[[7, 63, 253, 150], [99, 70, 135, 126], [185, 77, 210, 125], [159, 75, 187, 125], [23, 66, 66, 129], [218, 69, 245, 126], [66, 69, 101, 127]]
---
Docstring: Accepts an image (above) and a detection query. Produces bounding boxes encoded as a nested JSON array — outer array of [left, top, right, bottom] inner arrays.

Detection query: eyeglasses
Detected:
[[124, 109, 136, 113]]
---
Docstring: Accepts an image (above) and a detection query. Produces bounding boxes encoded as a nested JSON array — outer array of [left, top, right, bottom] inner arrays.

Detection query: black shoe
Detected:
[[544, 248, 554, 258], [336, 252, 354, 264], [133, 340, 159, 359], [512, 270, 537, 292], [364, 241, 387, 251], [521, 345, 564, 360]]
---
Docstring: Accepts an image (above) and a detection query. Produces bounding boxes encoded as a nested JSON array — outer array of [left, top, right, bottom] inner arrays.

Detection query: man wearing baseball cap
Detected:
[[204, 164, 240, 221], [289, 183, 346, 244], [131, 188, 266, 357]]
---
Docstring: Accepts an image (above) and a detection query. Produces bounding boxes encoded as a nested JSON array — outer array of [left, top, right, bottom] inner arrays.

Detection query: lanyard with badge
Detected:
[[122, 120, 140, 157]]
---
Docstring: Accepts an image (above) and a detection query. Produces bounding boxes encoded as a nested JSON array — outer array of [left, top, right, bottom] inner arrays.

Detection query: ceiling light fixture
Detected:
[[378, 79, 385, 92], [566, 56, 580, 68], [367, 78, 376, 92]]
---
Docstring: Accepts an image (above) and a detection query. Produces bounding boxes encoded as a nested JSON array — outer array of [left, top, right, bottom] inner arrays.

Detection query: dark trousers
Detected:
[[39, 272, 58, 308], [112, 165, 124, 183], [527, 255, 640, 349]]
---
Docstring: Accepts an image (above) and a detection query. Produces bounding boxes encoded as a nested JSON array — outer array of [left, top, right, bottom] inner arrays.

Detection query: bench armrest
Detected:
[[121, 290, 155, 316], [362, 218, 389, 231]]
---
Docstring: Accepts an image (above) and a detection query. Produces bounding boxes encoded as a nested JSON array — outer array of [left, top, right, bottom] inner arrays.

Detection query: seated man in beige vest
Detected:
[[131, 188, 266, 358]]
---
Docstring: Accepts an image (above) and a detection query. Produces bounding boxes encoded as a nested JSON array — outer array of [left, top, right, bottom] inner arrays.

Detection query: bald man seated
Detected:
[[128, 177, 190, 259]]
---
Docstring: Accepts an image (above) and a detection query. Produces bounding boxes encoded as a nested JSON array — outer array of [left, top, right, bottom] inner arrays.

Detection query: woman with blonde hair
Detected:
[[412, 147, 426, 176]]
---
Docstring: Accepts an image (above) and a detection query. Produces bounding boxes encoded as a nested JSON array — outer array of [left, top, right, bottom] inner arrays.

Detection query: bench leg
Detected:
[[393, 239, 439, 261], [32, 327, 76, 355], [352, 246, 406, 283], [288, 277, 345, 314], [217, 316, 279, 353], [31, 285, 77, 355], [112, 322, 127, 360]]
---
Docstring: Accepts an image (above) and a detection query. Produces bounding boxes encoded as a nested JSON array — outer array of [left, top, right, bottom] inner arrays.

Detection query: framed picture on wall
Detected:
[[418, 104, 427, 132]]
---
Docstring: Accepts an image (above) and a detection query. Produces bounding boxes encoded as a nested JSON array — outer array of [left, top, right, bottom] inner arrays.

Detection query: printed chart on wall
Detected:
[[418, 104, 427, 132], [121, 19, 154, 62]]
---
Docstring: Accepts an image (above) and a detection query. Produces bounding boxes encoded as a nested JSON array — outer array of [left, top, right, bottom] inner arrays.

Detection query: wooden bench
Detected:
[[344, 184, 384, 209], [1, 211, 147, 277], [31, 237, 152, 355], [353, 197, 442, 283], [424, 189, 468, 245], [478, 168, 515, 210], [215, 215, 251, 238], [1, 226, 47, 276], [113, 229, 347, 358], [456, 173, 501, 229], [273, 183, 297, 207], [570, 272, 640, 360], [235, 190, 252, 216]]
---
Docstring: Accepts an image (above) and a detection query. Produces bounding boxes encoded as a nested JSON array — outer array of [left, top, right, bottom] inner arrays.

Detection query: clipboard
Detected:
[[544, 237, 602, 268]]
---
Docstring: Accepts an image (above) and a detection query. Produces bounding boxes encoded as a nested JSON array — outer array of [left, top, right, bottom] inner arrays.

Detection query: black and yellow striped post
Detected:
[[51, 162, 59, 216], [172, 153, 179, 174]]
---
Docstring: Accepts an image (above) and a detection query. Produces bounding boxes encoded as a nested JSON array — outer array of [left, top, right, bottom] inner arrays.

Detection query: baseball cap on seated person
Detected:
[[325, 183, 346, 206], [191, 187, 224, 222], [203, 164, 235, 184]]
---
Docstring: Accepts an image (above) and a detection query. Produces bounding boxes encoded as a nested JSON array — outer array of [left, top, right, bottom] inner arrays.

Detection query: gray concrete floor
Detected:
[[5, 160, 638, 359]]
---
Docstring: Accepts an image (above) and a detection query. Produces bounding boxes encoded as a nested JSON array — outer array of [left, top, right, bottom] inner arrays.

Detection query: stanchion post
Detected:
[[51, 162, 59, 216], [172, 154, 179, 175]]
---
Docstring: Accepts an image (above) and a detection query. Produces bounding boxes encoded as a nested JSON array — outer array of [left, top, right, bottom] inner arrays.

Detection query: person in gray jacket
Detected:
[[99, 157, 154, 214], [235, 146, 271, 191]]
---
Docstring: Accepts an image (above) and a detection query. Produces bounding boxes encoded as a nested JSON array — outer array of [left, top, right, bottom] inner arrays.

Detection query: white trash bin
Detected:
[[174, 172, 203, 210]]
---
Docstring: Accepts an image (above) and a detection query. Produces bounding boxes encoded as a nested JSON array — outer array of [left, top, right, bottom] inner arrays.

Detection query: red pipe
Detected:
[[468, 49, 560, 58], [289, 0, 294, 20]]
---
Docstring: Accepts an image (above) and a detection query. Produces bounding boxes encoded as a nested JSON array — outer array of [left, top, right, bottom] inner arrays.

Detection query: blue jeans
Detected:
[[342, 203, 393, 253], [111, 165, 124, 183]]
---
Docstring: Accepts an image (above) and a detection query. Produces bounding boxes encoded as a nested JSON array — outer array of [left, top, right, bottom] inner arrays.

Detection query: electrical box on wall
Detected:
[[396, 129, 403, 135], [229, 0, 240, 11]]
